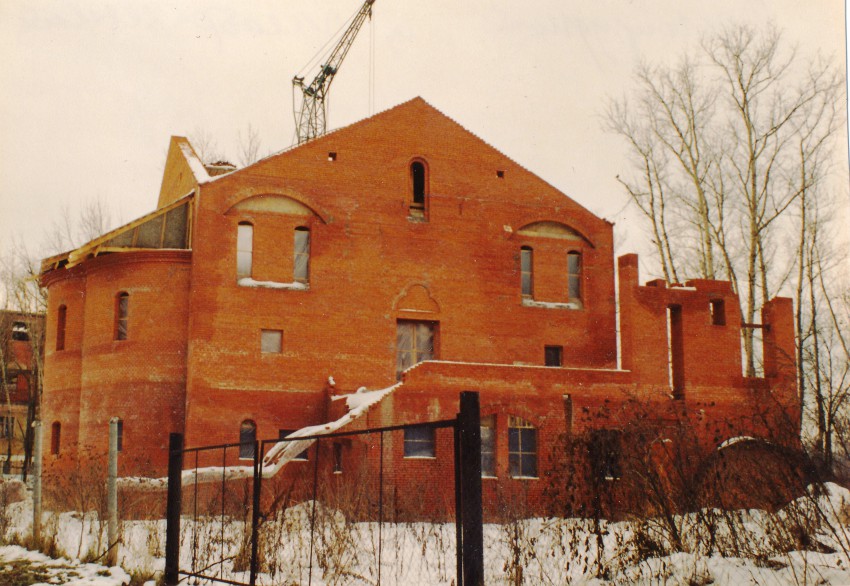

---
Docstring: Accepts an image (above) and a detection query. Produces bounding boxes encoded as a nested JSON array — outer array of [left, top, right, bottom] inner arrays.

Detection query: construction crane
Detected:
[[292, 0, 375, 145]]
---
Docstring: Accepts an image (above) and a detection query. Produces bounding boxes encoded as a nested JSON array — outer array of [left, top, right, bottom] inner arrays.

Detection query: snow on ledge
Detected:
[[521, 298, 580, 310], [238, 278, 309, 290], [717, 435, 759, 450]]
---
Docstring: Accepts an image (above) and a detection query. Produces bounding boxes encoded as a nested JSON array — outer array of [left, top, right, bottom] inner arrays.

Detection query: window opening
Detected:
[[115, 293, 129, 341], [710, 299, 726, 326], [481, 415, 496, 477], [496, 170, 505, 178], [239, 420, 256, 460], [279, 429, 309, 461], [396, 320, 436, 379], [294, 227, 310, 283], [589, 429, 622, 481], [520, 247, 533, 297], [410, 161, 426, 209], [0, 416, 14, 439], [567, 251, 582, 301], [261, 330, 283, 353], [116, 419, 123, 452], [328, 152, 337, 161], [508, 416, 537, 478], [11, 321, 28, 341], [56, 305, 67, 351], [667, 305, 684, 398], [51, 422, 61, 455], [236, 222, 253, 278], [545, 345, 563, 367], [333, 442, 343, 473], [403, 426, 435, 458]]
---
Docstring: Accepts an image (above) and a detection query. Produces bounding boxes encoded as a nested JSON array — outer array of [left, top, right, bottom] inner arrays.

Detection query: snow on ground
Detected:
[[0, 545, 130, 585], [4, 482, 850, 584]]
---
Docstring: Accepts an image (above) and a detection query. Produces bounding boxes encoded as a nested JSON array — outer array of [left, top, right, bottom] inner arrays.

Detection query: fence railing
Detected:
[[164, 390, 483, 586]]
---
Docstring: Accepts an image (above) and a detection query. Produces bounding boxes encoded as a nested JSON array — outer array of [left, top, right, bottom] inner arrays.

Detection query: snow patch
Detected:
[[238, 278, 308, 290], [521, 298, 580, 310]]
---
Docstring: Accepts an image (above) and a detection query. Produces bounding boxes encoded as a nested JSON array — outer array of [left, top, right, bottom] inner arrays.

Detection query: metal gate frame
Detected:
[[164, 391, 484, 586]]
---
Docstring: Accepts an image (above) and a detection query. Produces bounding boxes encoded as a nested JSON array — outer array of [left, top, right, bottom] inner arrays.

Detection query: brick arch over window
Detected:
[[393, 283, 440, 315], [223, 192, 328, 224], [515, 220, 595, 248]]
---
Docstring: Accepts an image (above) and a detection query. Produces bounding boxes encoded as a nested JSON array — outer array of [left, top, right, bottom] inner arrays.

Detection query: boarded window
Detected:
[[403, 426, 435, 458], [261, 330, 282, 353], [294, 227, 310, 283], [51, 422, 61, 455], [545, 345, 563, 367], [508, 416, 537, 478], [567, 251, 582, 301], [396, 321, 436, 379], [411, 161, 426, 208], [589, 429, 622, 481], [115, 293, 129, 341], [520, 247, 533, 297], [278, 429, 309, 460], [481, 415, 496, 477], [239, 420, 256, 460], [236, 223, 253, 278], [56, 305, 67, 351]]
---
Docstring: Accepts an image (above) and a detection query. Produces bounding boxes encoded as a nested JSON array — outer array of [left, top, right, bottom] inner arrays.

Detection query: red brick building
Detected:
[[39, 98, 800, 513]]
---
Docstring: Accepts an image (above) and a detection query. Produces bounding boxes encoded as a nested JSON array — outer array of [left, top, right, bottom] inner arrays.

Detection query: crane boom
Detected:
[[293, 0, 375, 144]]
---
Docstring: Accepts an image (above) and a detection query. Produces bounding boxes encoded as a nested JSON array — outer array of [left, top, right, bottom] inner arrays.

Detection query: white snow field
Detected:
[[2, 481, 850, 584]]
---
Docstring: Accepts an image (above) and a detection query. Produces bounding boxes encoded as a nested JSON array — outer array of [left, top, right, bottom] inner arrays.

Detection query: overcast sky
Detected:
[[0, 1, 847, 272]]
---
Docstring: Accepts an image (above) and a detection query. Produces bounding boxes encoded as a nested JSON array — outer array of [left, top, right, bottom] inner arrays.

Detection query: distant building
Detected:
[[0, 309, 43, 475], [39, 98, 800, 515]]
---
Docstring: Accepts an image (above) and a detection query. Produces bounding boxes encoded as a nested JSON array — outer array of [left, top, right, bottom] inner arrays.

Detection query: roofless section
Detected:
[[41, 196, 192, 272]]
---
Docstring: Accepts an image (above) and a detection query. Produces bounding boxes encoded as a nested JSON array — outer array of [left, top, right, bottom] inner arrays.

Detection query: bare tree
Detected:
[[237, 123, 263, 168], [607, 24, 846, 464], [189, 127, 224, 166]]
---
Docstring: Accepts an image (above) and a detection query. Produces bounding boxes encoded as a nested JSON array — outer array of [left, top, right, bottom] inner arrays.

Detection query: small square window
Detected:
[[545, 345, 563, 367], [328, 152, 337, 161], [278, 429, 309, 461], [404, 426, 435, 458], [261, 330, 282, 353], [496, 170, 505, 178]]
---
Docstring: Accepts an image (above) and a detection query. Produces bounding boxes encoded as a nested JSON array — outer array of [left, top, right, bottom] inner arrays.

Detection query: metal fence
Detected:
[[164, 391, 483, 586]]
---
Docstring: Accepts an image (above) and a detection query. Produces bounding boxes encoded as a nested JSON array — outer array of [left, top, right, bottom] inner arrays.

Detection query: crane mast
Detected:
[[293, 0, 375, 145]]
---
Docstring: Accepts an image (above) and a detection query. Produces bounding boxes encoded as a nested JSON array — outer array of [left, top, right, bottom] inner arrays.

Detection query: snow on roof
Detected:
[[178, 140, 211, 182]]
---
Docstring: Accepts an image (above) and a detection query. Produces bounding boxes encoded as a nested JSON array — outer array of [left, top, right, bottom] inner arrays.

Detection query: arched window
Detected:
[[239, 420, 256, 460], [293, 227, 310, 283], [236, 222, 254, 279], [50, 422, 61, 455], [114, 293, 129, 341], [508, 416, 537, 478], [567, 251, 582, 301], [520, 247, 533, 297], [56, 305, 67, 351], [410, 161, 427, 210]]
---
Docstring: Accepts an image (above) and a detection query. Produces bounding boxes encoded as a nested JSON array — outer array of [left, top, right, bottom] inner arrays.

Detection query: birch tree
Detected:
[[607, 24, 846, 464]]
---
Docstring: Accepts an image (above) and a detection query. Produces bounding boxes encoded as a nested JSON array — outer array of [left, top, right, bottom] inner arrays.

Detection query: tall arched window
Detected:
[[239, 420, 257, 460], [293, 227, 310, 283], [410, 161, 427, 210], [56, 305, 67, 351], [567, 251, 582, 301], [51, 421, 61, 455], [114, 293, 129, 341], [520, 247, 533, 297], [236, 222, 254, 279]]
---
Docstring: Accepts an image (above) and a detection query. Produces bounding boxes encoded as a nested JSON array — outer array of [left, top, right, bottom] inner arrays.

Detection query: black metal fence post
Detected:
[[459, 391, 484, 586], [164, 432, 184, 586], [250, 439, 262, 586]]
